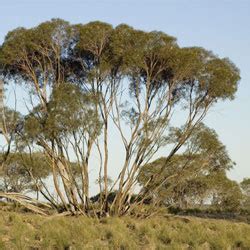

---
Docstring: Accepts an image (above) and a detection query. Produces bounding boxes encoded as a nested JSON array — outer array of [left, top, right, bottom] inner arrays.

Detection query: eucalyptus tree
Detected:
[[209, 173, 242, 211], [0, 107, 22, 160], [0, 152, 51, 197], [241, 178, 250, 210], [0, 19, 240, 216], [138, 124, 237, 209]]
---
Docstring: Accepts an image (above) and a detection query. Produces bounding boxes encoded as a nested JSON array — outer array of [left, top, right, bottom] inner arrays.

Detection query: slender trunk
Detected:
[[112, 150, 130, 214], [51, 159, 69, 211], [103, 119, 109, 213]]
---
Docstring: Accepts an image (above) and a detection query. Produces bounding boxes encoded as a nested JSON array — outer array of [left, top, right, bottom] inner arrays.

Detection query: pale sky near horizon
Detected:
[[0, 0, 249, 183]]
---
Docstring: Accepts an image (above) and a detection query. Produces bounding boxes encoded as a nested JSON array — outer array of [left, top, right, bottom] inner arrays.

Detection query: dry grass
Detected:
[[0, 210, 249, 249]]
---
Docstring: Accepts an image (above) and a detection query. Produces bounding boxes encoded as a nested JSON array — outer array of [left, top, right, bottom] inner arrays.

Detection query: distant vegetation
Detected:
[[1, 19, 248, 220]]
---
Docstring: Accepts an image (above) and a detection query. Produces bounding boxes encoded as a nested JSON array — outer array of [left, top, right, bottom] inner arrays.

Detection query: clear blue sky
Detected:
[[0, 0, 249, 181]]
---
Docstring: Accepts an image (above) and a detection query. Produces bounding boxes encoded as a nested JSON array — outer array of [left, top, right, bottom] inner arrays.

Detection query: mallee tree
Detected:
[[0, 19, 240, 216], [138, 123, 242, 211]]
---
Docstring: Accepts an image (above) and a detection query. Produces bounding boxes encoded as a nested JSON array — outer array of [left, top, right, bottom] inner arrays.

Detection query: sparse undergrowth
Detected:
[[0, 210, 249, 249]]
